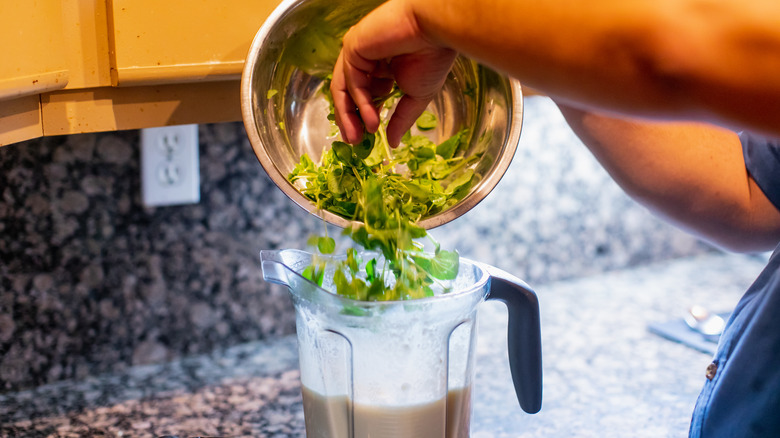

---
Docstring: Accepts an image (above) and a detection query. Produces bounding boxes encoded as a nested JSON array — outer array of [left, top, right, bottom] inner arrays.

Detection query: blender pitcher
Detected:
[[261, 249, 542, 438]]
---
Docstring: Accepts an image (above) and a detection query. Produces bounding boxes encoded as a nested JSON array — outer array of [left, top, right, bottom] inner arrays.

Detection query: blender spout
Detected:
[[260, 250, 293, 287], [483, 264, 543, 414]]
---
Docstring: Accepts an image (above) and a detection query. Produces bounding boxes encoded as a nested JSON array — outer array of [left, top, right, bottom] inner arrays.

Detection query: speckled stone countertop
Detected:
[[1, 251, 766, 438]]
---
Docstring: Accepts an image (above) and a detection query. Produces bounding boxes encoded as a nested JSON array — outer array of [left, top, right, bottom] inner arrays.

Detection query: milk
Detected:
[[301, 385, 472, 438]]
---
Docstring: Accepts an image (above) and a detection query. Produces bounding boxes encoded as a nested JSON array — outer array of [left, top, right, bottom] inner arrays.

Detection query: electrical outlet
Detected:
[[140, 124, 200, 207]]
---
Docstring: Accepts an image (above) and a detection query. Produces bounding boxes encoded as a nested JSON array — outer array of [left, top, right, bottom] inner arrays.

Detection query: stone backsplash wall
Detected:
[[0, 97, 714, 392]]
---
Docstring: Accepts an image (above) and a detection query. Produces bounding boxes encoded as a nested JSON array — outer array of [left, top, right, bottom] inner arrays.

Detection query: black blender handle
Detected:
[[484, 264, 543, 414]]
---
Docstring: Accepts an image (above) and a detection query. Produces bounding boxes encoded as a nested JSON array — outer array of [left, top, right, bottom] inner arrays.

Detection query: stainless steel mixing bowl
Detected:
[[240, 0, 523, 229]]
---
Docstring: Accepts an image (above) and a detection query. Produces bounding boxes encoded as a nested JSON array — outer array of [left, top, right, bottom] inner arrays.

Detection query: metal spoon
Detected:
[[684, 305, 725, 342]]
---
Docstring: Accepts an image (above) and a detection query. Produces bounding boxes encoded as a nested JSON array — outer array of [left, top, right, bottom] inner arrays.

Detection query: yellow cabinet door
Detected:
[[61, 0, 113, 90], [108, 0, 280, 86], [0, 0, 69, 146], [0, 0, 69, 100]]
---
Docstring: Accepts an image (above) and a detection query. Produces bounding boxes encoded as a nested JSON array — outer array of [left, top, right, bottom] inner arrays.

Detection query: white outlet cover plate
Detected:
[[140, 124, 200, 207]]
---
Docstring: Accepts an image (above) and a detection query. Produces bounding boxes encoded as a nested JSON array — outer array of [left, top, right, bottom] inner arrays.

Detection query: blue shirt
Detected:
[[689, 132, 780, 437]]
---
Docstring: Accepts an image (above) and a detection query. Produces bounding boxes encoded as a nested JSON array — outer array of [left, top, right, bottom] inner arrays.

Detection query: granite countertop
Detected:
[[0, 251, 767, 438]]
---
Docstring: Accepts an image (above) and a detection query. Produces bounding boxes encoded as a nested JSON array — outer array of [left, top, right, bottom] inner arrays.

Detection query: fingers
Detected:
[[386, 94, 434, 147], [330, 1, 455, 146], [331, 53, 364, 144], [331, 41, 384, 144]]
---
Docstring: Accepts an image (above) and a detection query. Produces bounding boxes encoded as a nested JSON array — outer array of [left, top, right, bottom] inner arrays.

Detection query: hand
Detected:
[[330, 0, 457, 146]]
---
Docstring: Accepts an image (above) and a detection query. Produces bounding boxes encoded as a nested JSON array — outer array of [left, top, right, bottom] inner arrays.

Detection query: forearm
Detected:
[[556, 104, 780, 252], [408, 0, 780, 137]]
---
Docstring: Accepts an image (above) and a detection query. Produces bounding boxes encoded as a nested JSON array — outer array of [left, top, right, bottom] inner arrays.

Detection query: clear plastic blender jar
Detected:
[[261, 249, 542, 438]]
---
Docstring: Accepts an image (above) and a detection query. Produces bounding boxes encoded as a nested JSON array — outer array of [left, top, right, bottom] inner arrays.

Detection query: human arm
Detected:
[[555, 104, 780, 252], [332, 0, 780, 145]]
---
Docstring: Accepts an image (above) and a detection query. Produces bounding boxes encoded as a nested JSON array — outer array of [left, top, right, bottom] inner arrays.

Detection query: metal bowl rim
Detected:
[[240, 0, 523, 230]]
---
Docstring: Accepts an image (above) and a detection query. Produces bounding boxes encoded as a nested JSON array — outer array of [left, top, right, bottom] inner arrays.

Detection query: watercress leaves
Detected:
[[353, 132, 375, 159], [302, 263, 325, 287], [436, 128, 467, 159], [416, 111, 438, 130], [287, 93, 479, 302], [317, 236, 336, 254]]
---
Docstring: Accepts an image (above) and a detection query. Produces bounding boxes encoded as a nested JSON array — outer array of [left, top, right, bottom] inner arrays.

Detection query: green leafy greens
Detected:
[[288, 86, 480, 302]]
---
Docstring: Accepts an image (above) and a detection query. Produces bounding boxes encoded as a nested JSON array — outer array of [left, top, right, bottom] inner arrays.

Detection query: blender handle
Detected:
[[484, 264, 543, 414]]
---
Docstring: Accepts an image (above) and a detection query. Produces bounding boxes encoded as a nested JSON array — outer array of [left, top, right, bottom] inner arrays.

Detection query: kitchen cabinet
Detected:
[[0, 1, 69, 99], [1, 0, 279, 147], [109, 0, 270, 86], [0, 95, 45, 146], [0, 0, 68, 146]]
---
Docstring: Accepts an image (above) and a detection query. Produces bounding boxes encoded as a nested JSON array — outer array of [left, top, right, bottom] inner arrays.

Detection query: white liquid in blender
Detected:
[[302, 385, 472, 438]]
